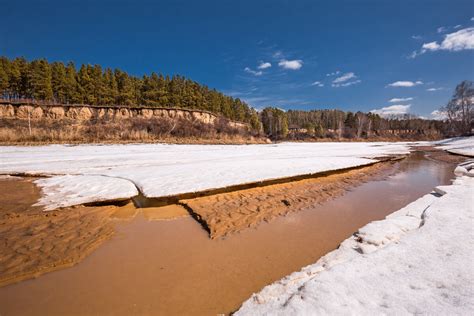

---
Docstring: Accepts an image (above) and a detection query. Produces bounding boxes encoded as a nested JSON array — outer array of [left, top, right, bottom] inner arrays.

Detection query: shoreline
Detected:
[[236, 156, 474, 315], [0, 137, 269, 147], [0, 136, 446, 147], [183, 158, 402, 239], [0, 157, 400, 287], [0, 152, 411, 287], [0, 147, 461, 315], [0, 147, 462, 288]]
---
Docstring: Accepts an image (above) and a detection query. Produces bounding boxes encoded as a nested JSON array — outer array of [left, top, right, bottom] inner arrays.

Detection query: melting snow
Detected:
[[436, 136, 474, 157], [35, 175, 139, 210], [236, 159, 474, 315], [0, 142, 412, 209]]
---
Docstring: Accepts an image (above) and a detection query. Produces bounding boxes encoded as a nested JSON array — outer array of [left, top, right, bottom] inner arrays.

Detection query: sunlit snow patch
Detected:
[[436, 136, 474, 157], [35, 175, 139, 211]]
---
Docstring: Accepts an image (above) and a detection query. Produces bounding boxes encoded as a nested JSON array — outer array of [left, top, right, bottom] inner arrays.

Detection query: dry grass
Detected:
[[0, 118, 265, 145]]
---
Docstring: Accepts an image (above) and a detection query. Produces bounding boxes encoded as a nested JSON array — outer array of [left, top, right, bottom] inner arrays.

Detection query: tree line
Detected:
[[1, 57, 470, 140], [259, 108, 451, 140], [260, 81, 472, 139], [0, 56, 261, 130]]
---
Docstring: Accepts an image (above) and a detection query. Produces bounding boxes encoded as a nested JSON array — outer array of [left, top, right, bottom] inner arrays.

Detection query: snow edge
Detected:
[[236, 159, 474, 315]]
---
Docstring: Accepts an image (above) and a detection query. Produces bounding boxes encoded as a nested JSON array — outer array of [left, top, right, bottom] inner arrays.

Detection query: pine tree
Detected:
[[8, 58, 27, 98], [51, 62, 67, 103], [115, 70, 134, 105], [0, 57, 9, 98], [91, 64, 105, 104], [28, 59, 53, 100], [77, 64, 95, 104], [65, 62, 80, 104], [103, 68, 118, 105]]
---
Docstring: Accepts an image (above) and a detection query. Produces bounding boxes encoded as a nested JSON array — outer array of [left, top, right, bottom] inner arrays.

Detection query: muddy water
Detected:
[[0, 152, 456, 316]]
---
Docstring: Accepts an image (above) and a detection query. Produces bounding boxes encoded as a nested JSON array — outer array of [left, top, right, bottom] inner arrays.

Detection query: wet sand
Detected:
[[0, 176, 42, 214], [0, 177, 117, 287], [184, 161, 398, 238], [0, 150, 458, 315], [0, 182, 190, 287]]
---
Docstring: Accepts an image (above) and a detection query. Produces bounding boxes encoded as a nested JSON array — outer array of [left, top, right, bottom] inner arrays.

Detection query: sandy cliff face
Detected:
[[0, 104, 15, 118], [0, 103, 249, 129]]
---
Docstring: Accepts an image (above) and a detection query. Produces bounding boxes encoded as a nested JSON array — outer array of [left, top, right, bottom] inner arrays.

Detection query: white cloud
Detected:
[[331, 72, 360, 87], [332, 80, 361, 88], [333, 72, 356, 83], [370, 104, 411, 117], [437, 26, 447, 33], [422, 41, 441, 50], [454, 24, 462, 29], [410, 27, 474, 58], [278, 59, 303, 70], [326, 70, 341, 76], [432, 27, 474, 51], [431, 110, 448, 120], [408, 50, 420, 59], [471, 17, 474, 21], [412, 35, 422, 40], [241, 96, 271, 108], [273, 51, 283, 58], [244, 67, 262, 76], [258, 62, 272, 70], [415, 27, 474, 57], [387, 81, 423, 87], [427, 87, 443, 91], [389, 97, 413, 102], [311, 81, 324, 87]]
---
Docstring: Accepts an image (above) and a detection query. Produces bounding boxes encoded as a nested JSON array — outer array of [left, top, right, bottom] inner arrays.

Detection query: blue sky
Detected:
[[1, 0, 473, 117]]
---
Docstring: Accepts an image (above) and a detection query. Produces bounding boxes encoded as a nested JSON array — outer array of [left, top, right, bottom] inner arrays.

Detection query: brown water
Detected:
[[0, 152, 456, 316]]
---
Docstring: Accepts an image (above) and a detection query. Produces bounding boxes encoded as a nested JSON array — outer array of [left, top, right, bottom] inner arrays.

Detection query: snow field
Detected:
[[0, 142, 412, 209]]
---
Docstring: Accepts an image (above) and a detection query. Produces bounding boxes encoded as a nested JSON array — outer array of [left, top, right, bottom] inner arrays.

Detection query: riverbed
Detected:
[[0, 150, 460, 315]]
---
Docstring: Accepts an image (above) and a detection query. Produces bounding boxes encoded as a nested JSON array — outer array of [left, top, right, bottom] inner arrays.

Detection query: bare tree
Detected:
[[366, 118, 373, 137], [28, 108, 32, 136], [443, 81, 473, 135], [337, 120, 344, 138], [356, 112, 367, 138]]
